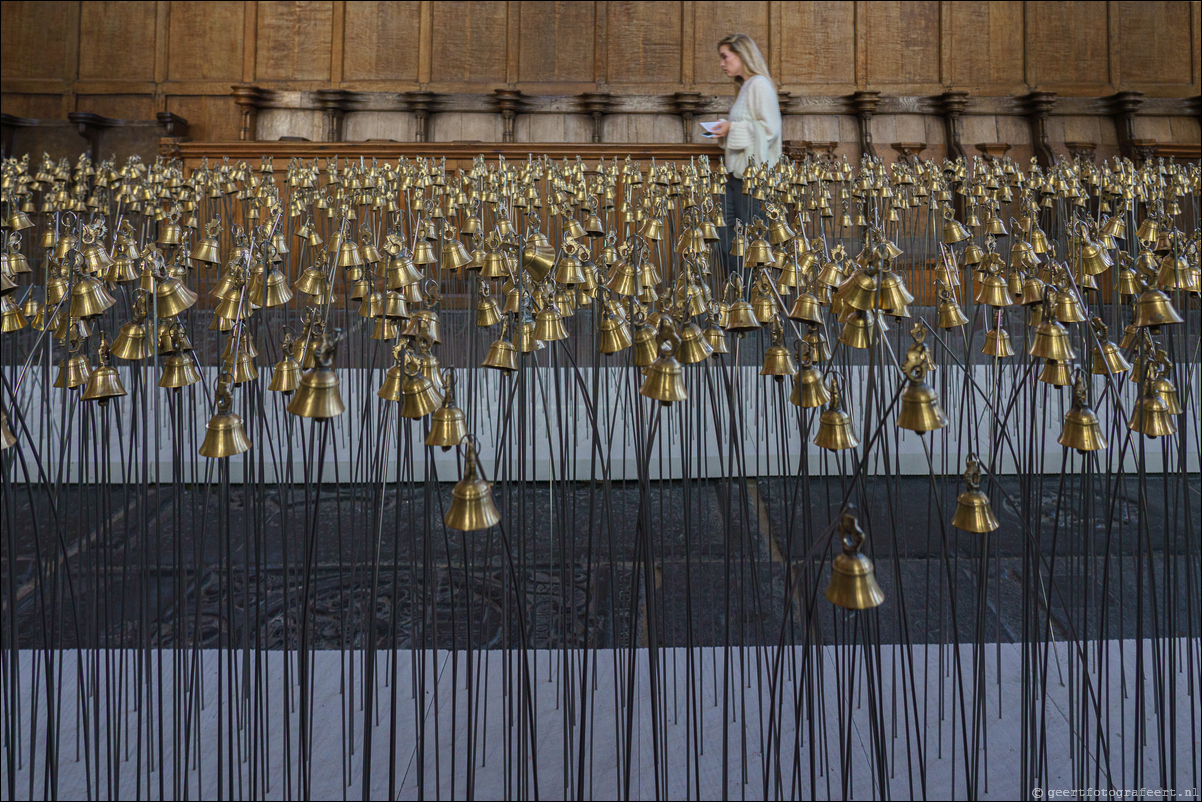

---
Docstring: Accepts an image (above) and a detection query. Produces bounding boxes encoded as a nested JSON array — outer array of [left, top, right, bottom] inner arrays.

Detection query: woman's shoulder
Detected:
[[742, 74, 776, 99]]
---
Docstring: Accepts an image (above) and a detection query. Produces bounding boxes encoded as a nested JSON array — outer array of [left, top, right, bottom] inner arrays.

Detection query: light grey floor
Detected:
[[2, 641, 1198, 800]]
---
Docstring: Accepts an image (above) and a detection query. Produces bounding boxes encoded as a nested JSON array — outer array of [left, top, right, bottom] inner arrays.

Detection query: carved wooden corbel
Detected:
[[579, 93, 615, 144], [1106, 91, 1144, 162], [493, 90, 525, 144], [936, 91, 970, 161], [402, 91, 438, 143], [316, 89, 355, 143], [849, 91, 881, 159], [669, 92, 705, 144], [232, 85, 270, 142], [1022, 91, 1057, 168]]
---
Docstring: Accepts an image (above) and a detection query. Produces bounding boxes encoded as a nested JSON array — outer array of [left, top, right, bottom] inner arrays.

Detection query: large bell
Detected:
[[69, 274, 117, 318], [975, 271, 1013, 307], [159, 352, 201, 389], [288, 334, 346, 420], [824, 509, 885, 610], [814, 380, 858, 450], [533, 304, 569, 342], [639, 318, 687, 405], [1058, 373, 1106, 453], [1038, 358, 1073, 387], [399, 361, 444, 419], [598, 314, 633, 354], [1128, 378, 1176, 438], [952, 456, 999, 533], [157, 276, 199, 317], [1028, 318, 1075, 361], [444, 440, 501, 531], [677, 322, 713, 364], [1131, 287, 1183, 328], [199, 380, 252, 458], [81, 339, 126, 406], [54, 350, 92, 389]]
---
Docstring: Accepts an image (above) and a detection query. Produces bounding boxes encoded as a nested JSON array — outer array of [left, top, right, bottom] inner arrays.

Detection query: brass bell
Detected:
[[159, 351, 201, 389], [399, 358, 444, 419], [759, 319, 795, 381], [838, 310, 874, 350], [444, 438, 501, 531], [191, 232, 222, 265], [0, 295, 28, 332], [983, 327, 1015, 358], [704, 324, 729, 355], [824, 509, 884, 610], [1153, 362, 1182, 415], [1128, 370, 1176, 439], [69, 273, 117, 318], [439, 229, 472, 273], [156, 215, 183, 246], [337, 238, 365, 268], [268, 334, 302, 394], [640, 318, 687, 405], [942, 210, 971, 244], [725, 299, 760, 334], [0, 411, 16, 451], [975, 270, 1013, 307], [225, 347, 259, 384], [814, 378, 858, 451], [936, 285, 968, 328], [1028, 314, 1076, 361], [288, 333, 346, 420], [1053, 288, 1087, 324], [533, 302, 569, 342], [1088, 319, 1130, 375], [157, 276, 199, 317], [952, 456, 999, 533], [426, 369, 468, 451], [1134, 216, 1159, 245], [790, 343, 829, 409], [199, 378, 252, 458], [598, 313, 633, 354], [477, 283, 501, 327], [1038, 358, 1073, 387], [897, 362, 947, 433], [787, 291, 822, 324], [256, 268, 293, 307], [632, 319, 659, 367], [1058, 372, 1106, 453], [553, 252, 586, 286], [674, 321, 710, 364], [81, 338, 126, 406], [54, 347, 92, 389], [1131, 287, 1183, 328], [483, 324, 519, 374]]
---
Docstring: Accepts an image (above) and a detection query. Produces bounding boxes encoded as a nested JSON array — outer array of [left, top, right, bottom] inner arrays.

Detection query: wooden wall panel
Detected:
[[778, 2, 856, 87], [79, 1, 158, 82], [693, 1, 771, 86], [0, 1, 71, 81], [864, 1, 940, 88], [342, 1, 421, 82], [255, 1, 333, 82], [1025, 1, 1109, 90], [946, 1, 1024, 91], [606, 1, 682, 83], [167, 2, 245, 82], [0, 94, 65, 118], [518, 1, 596, 84], [1118, 1, 1193, 86], [166, 95, 241, 141], [430, 2, 508, 84], [75, 94, 157, 119]]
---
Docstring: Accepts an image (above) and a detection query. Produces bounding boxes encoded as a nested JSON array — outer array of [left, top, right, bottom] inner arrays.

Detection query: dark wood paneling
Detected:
[[430, 1, 508, 83], [779, 1, 856, 87], [1026, 1, 1109, 90], [342, 1, 421, 81], [864, 1, 940, 87], [167, 1, 245, 82], [693, 1, 770, 85], [0, 93, 64, 118], [0, 1, 71, 81], [606, 1, 682, 83], [255, 1, 333, 82], [79, 1, 158, 82], [166, 94, 241, 141], [518, 1, 597, 83], [75, 93, 157, 119], [946, 0, 1025, 90], [1118, 1, 1193, 86]]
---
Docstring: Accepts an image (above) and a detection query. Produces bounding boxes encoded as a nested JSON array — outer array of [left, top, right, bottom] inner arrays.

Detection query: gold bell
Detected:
[[1131, 287, 1183, 328], [790, 343, 829, 408], [724, 299, 760, 334], [640, 318, 688, 405], [1058, 372, 1106, 453], [477, 284, 502, 327], [598, 313, 633, 354], [69, 274, 117, 318], [759, 320, 795, 381], [632, 320, 659, 367], [677, 321, 713, 364], [1038, 358, 1073, 387], [814, 379, 858, 450], [787, 291, 822, 324], [824, 509, 885, 610], [288, 334, 346, 420], [896, 363, 947, 433], [157, 276, 198, 317], [936, 286, 968, 328], [81, 339, 126, 406], [1128, 372, 1176, 438], [533, 303, 569, 342], [704, 324, 729, 355], [426, 369, 468, 451], [1153, 366, 1182, 415], [975, 271, 1013, 307], [268, 335, 302, 394], [444, 439, 501, 531], [158, 350, 201, 389], [199, 378, 252, 458], [0, 295, 28, 332], [399, 360, 444, 419], [982, 327, 1014, 357], [838, 310, 875, 350], [54, 345, 92, 390], [1028, 317, 1076, 361], [483, 325, 519, 374], [942, 210, 971, 244], [1088, 318, 1130, 375], [952, 456, 999, 533]]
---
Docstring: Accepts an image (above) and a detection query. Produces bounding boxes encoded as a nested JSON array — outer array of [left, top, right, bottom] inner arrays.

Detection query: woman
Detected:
[[709, 33, 782, 266]]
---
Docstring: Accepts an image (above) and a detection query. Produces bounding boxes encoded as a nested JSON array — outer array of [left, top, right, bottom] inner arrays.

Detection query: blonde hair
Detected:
[[718, 33, 773, 88]]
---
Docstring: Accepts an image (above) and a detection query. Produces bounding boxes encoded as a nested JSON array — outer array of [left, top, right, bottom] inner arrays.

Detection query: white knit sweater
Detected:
[[723, 74, 782, 179]]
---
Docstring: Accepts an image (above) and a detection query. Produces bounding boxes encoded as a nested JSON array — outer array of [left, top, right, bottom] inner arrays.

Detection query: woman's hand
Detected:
[[709, 120, 731, 137]]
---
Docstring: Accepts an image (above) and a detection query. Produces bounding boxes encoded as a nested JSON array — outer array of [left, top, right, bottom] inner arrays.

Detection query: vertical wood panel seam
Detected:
[[331, 1, 345, 84], [243, 0, 257, 82]]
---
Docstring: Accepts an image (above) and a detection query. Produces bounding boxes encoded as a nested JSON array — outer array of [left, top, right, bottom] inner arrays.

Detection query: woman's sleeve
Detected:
[[725, 78, 781, 157]]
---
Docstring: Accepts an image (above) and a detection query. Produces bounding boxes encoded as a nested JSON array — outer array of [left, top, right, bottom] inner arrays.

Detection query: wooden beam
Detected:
[[64, 0, 81, 115], [595, 1, 608, 86], [418, 1, 433, 85], [242, 0, 258, 82], [854, 1, 868, 89], [331, 1, 346, 85], [681, 1, 695, 87], [506, 1, 521, 86], [1107, 1, 1120, 92]]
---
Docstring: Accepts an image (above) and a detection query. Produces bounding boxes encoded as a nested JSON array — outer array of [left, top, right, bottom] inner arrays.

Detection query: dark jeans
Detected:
[[717, 176, 762, 278]]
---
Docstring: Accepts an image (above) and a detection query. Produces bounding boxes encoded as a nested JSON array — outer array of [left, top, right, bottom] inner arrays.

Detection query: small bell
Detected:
[[399, 356, 444, 419], [426, 369, 468, 451], [824, 508, 885, 610], [157, 275, 199, 318], [483, 323, 519, 374], [942, 209, 971, 244], [640, 318, 687, 405], [598, 312, 633, 354], [896, 359, 947, 435], [936, 284, 968, 328], [838, 310, 874, 350], [476, 282, 502, 327], [444, 438, 501, 531], [814, 378, 858, 451], [533, 302, 569, 342], [288, 333, 346, 420], [790, 342, 829, 409], [1128, 367, 1176, 438], [1038, 358, 1073, 387], [268, 333, 302, 394], [704, 323, 729, 355], [759, 319, 795, 381], [952, 455, 999, 533], [1087, 318, 1130, 375], [54, 342, 92, 390], [632, 319, 659, 367], [81, 336, 126, 406], [199, 377, 252, 458], [1058, 371, 1106, 453], [1028, 316, 1075, 362]]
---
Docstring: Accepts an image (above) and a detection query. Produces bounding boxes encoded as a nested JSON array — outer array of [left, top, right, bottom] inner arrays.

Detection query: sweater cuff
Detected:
[[725, 120, 753, 151]]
